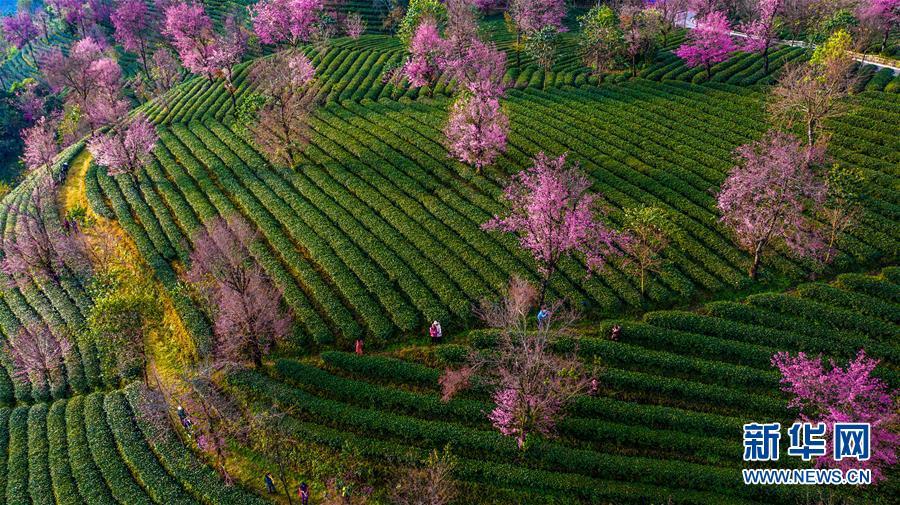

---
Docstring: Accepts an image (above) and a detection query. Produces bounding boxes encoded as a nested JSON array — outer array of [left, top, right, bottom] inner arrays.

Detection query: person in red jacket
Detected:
[[354, 338, 364, 355]]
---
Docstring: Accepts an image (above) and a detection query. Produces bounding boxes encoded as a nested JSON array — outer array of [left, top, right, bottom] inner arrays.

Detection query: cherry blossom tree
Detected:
[[21, 115, 61, 180], [215, 14, 248, 109], [48, 0, 91, 35], [2, 12, 39, 60], [619, 206, 674, 296], [244, 50, 317, 168], [185, 216, 292, 368], [717, 130, 826, 280], [484, 152, 621, 306], [344, 11, 366, 38], [111, 0, 155, 76], [769, 31, 855, 147], [740, 0, 783, 74], [163, 2, 219, 81], [14, 79, 46, 123], [41, 36, 126, 133], [397, 0, 446, 46], [88, 116, 158, 180], [1, 181, 91, 283], [398, 20, 444, 88], [6, 321, 72, 398], [674, 10, 737, 79], [858, 0, 899, 53], [772, 350, 898, 483], [441, 277, 597, 450], [444, 91, 508, 171], [250, 0, 324, 46]]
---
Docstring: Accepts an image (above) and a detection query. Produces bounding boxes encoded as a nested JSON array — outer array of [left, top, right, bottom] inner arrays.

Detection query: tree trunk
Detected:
[[806, 119, 814, 148], [516, 31, 521, 69], [639, 268, 645, 296], [763, 44, 770, 75], [749, 245, 763, 280], [139, 38, 150, 79], [276, 446, 294, 505]]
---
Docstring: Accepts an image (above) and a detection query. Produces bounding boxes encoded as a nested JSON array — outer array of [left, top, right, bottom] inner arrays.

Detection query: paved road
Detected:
[[675, 11, 900, 75]]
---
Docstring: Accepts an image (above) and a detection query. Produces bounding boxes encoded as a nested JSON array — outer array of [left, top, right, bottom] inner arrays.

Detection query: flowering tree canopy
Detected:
[[251, 0, 324, 46], [484, 152, 620, 304], [112, 0, 154, 75], [717, 130, 826, 279], [6, 321, 72, 397], [674, 10, 736, 78], [344, 12, 366, 39], [858, 0, 899, 52], [509, 0, 566, 35], [441, 277, 597, 449], [740, 0, 783, 74], [1, 181, 91, 284], [2, 12, 39, 51], [41, 36, 126, 133], [164, 2, 220, 80], [772, 350, 899, 482], [444, 91, 508, 171], [186, 216, 292, 367], [244, 50, 317, 168], [578, 5, 622, 75], [21, 115, 61, 179], [88, 116, 158, 179]]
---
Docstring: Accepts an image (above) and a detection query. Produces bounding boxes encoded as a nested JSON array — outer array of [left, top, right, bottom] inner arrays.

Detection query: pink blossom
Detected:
[[343, 12, 366, 39], [717, 131, 826, 278], [6, 321, 72, 394], [111, 0, 152, 55], [488, 387, 559, 449], [401, 20, 444, 87], [21, 116, 60, 177], [164, 2, 219, 79], [773, 350, 899, 482], [250, 0, 324, 46], [674, 10, 736, 76], [484, 152, 621, 303], [88, 116, 158, 178], [444, 91, 508, 170], [186, 216, 291, 367], [509, 0, 567, 35], [2, 12, 39, 50]]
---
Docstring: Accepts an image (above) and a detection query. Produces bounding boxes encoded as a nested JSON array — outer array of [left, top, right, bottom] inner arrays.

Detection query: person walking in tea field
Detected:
[[264, 473, 276, 494], [298, 482, 309, 505], [355, 338, 364, 355], [537, 306, 550, 328], [430, 320, 443, 344]]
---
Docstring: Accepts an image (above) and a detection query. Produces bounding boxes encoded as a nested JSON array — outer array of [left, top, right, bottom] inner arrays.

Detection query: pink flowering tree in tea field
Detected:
[[773, 350, 899, 482], [88, 116, 158, 180], [444, 91, 508, 172], [717, 130, 826, 280], [185, 216, 292, 368], [111, 0, 155, 76], [251, 0, 324, 46], [344, 12, 366, 39], [21, 115, 61, 180], [740, 0, 783, 74], [245, 50, 317, 168], [484, 152, 621, 306], [440, 277, 597, 450], [6, 321, 73, 399], [1, 181, 91, 284], [164, 2, 220, 81], [675, 10, 736, 78]]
